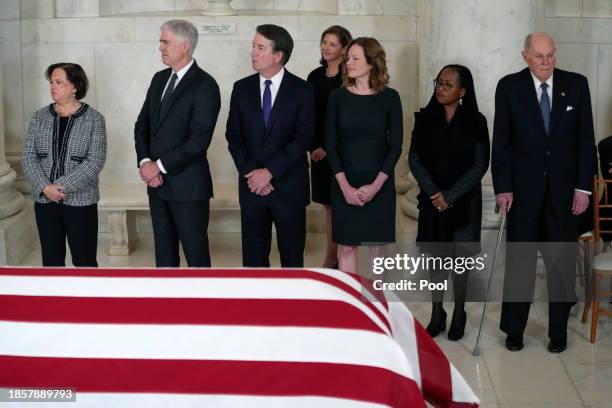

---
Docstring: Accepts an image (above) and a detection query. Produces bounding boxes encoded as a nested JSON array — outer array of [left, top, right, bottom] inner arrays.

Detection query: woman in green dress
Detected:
[[325, 37, 403, 273]]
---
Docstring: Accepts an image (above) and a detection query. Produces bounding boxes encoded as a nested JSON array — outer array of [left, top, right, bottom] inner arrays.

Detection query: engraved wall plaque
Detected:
[[198, 23, 237, 35]]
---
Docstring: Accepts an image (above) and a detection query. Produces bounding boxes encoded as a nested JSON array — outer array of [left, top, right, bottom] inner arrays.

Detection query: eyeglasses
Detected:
[[433, 79, 457, 92]]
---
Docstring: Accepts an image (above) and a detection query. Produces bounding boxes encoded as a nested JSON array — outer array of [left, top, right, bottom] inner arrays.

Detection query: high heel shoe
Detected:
[[425, 308, 447, 338], [447, 310, 466, 341]]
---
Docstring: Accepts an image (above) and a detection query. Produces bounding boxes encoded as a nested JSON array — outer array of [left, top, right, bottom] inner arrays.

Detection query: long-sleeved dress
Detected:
[[325, 87, 403, 246], [408, 106, 489, 256], [307, 66, 343, 205]]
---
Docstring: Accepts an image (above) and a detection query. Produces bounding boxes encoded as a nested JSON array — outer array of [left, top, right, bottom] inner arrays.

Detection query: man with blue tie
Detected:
[[492, 32, 595, 353], [226, 24, 315, 267]]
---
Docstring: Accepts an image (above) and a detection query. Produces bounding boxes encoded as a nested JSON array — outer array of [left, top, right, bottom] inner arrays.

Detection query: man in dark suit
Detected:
[[134, 20, 221, 267], [492, 32, 595, 353], [226, 24, 314, 267]]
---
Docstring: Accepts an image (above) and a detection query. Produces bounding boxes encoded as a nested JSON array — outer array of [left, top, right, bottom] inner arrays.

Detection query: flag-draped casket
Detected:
[[0, 267, 479, 407]]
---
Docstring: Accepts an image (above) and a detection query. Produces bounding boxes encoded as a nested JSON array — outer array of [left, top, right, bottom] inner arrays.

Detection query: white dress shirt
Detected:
[[529, 71, 590, 195], [530, 71, 553, 108], [140, 59, 195, 174], [259, 67, 285, 108]]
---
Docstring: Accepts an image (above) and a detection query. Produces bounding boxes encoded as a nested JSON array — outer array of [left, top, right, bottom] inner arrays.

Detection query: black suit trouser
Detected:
[[34, 202, 98, 267], [240, 198, 306, 268], [500, 187, 578, 340], [149, 194, 210, 267]]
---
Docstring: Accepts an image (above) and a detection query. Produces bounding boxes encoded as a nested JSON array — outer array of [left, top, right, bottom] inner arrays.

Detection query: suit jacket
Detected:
[[22, 103, 107, 206], [598, 135, 612, 177], [492, 67, 595, 220], [225, 70, 315, 208], [134, 60, 221, 202]]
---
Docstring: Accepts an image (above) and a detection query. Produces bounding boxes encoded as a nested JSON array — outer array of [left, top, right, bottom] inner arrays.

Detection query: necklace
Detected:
[[55, 101, 81, 116], [350, 85, 374, 95], [325, 68, 339, 78], [445, 106, 457, 123]]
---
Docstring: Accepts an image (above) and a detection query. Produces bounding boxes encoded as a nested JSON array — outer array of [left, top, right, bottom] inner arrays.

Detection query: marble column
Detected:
[[0, 49, 36, 265], [401, 0, 545, 228]]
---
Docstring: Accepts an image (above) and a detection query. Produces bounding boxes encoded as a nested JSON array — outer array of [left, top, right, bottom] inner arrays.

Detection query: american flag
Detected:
[[0, 267, 479, 407]]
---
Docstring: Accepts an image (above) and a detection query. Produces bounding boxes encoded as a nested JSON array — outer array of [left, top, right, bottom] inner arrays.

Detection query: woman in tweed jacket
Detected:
[[22, 63, 106, 267]]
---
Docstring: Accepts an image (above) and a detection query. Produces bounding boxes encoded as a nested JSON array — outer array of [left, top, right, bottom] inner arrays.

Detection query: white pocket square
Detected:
[[566, 106, 573, 111]]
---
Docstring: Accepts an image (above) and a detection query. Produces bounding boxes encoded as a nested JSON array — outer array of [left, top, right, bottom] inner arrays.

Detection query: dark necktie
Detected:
[[262, 79, 272, 127], [160, 73, 178, 114], [540, 82, 550, 134]]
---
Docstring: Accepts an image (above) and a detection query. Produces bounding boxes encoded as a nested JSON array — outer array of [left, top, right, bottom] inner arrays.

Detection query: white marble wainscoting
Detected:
[[0, 0, 20, 21], [55, 0, 100, 18], [582, 0, 612, 17], [93, 0, 414, 17], [20, 0, 55, 20], [546, 14, 612, 142]]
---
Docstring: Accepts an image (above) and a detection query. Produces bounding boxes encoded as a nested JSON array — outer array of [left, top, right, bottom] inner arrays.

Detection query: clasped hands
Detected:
[[431, 192, 450, 212], [341, 183, 381, 206], [246, 168, 274, 196], [139, 161, 164, 188], [42, 184, 66, 202]]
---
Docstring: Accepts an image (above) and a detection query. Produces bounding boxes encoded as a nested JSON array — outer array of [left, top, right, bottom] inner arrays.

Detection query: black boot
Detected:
[[426, 302, 447, 337], [448, 305, 467, 341]]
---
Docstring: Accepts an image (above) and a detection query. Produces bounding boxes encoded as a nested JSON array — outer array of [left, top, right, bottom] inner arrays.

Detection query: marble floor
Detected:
[[18, 216, 612, 408]]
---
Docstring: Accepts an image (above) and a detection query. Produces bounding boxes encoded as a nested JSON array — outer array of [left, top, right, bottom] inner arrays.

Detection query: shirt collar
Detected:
[[173, 58, 194, 81], [530, 70, 553, 91], [260, 67, 285, 89]]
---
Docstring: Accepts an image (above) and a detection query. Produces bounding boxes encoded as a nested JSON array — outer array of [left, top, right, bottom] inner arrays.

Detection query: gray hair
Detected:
[[161, 20, 198, 54], [523, 32, 555, 51]]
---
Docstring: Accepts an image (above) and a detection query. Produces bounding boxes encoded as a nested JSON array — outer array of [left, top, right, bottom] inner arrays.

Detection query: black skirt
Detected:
[[311, 156, 332, 205], [331, 171, 396, 246]]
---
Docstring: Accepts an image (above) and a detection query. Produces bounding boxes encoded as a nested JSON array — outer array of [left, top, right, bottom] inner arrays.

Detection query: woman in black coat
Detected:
[[409, 64, 489, 340]]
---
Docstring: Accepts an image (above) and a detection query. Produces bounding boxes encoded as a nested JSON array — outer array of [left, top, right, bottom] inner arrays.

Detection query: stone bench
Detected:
[[99, 182, 323, 256], [99, 182, 239, 256]]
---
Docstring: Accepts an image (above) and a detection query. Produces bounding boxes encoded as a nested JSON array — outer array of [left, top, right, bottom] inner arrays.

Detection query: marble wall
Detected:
[[546, 0, 612, 143], [0, 4, 417, 191], [2, 0, 610, 202], [96, 0, 415, 16]]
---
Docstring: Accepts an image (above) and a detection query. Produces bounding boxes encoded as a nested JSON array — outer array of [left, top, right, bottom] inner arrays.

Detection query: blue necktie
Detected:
[[540, 82, 550, 134], [262, 79, 272, 127]]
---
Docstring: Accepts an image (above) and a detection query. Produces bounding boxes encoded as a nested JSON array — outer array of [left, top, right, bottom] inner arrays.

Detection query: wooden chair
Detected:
[[590, 176, 612, 342], [577, 231, 593, 323]]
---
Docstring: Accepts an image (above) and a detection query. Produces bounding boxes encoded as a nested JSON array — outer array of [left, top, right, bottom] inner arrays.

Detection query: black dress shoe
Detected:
[[447, 310, 466, 341], [426, 308, 447, 338], [505, 334, 524, 351], [547, 338, 567, 353]]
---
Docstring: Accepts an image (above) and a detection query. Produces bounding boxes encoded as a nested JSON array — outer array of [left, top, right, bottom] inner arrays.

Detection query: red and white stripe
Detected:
[[0, 267, 479, 408]]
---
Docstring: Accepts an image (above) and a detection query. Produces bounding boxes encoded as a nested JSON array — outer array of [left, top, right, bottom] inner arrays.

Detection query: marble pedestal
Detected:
[[0, 201, 37, 265]]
